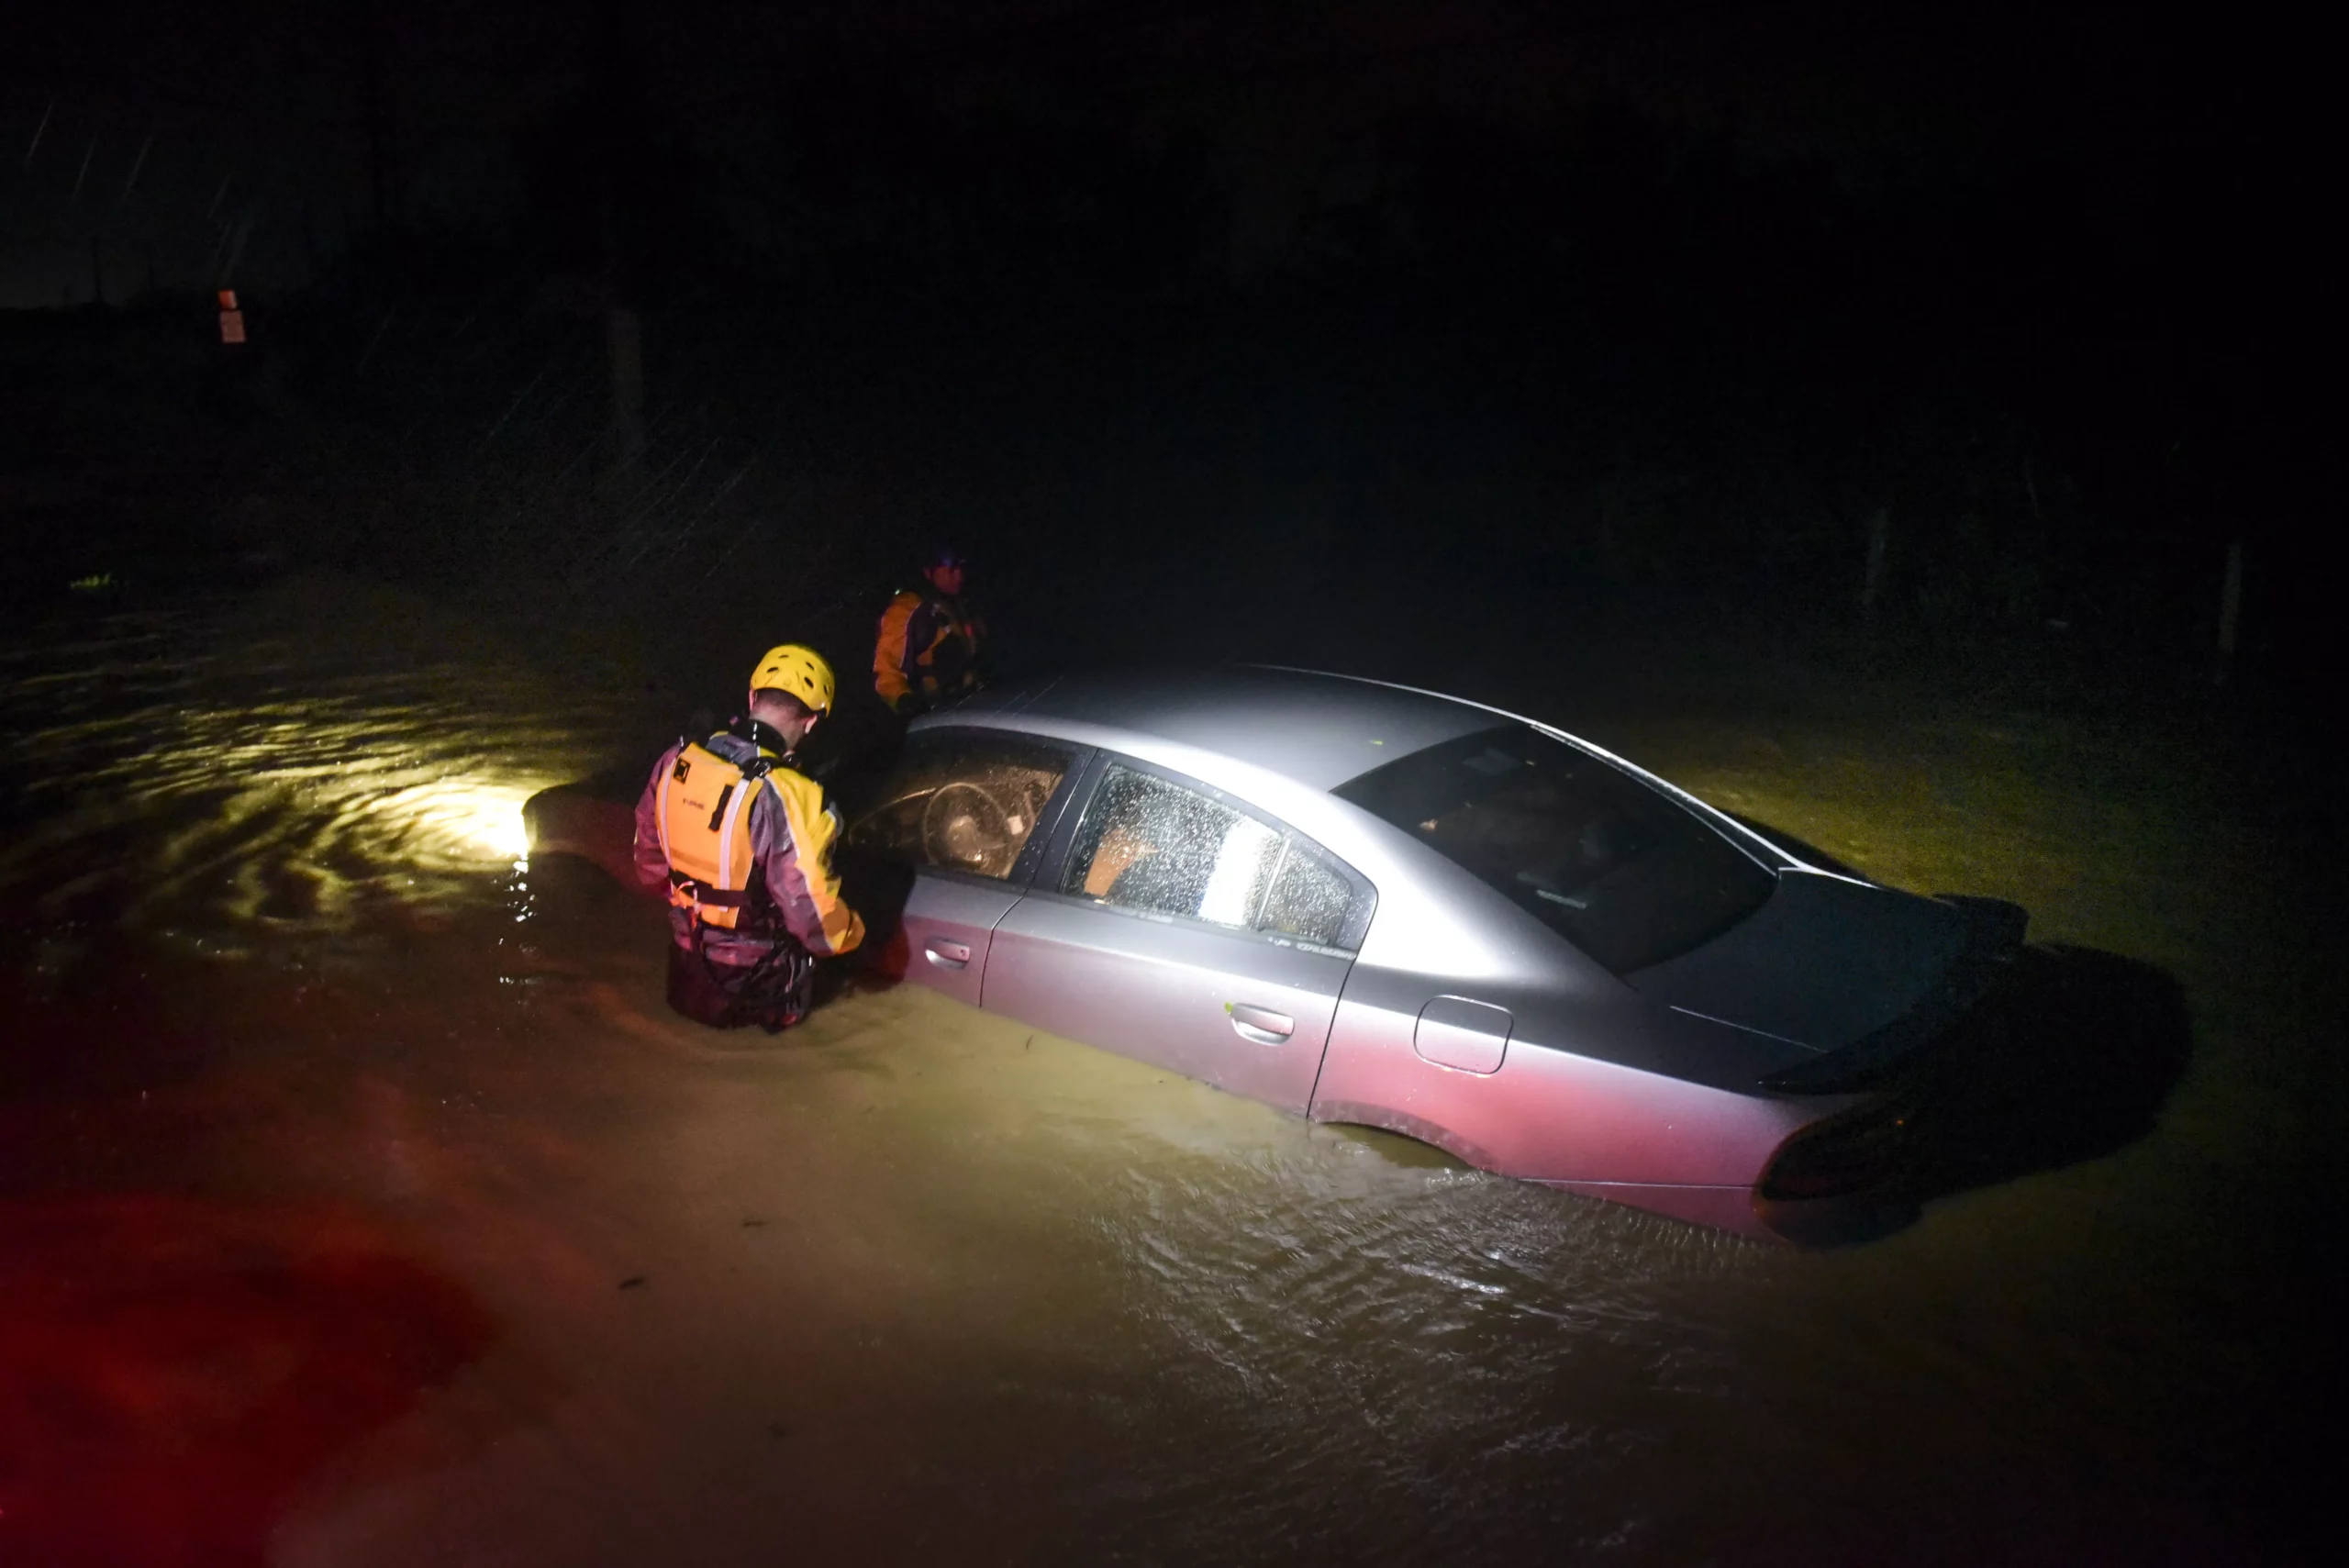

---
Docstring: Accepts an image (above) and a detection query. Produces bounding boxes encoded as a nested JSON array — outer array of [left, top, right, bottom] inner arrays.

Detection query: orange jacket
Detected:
[[873, 587, 985, 711]]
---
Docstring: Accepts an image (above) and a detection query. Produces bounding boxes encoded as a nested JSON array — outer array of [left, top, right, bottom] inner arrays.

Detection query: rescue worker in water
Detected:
[[632, 644, 865, 1031], [874, 543, 986, 716]]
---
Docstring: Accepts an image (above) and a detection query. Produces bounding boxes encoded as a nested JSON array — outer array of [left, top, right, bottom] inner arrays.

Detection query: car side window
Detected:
[[1061, 763, 1364, 947], [1254, 839, 1354, 947], [850, 736, 1074, 880]]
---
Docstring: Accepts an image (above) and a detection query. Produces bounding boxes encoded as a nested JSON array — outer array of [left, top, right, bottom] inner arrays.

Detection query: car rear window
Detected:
[[1333, 726, 1775, 973]]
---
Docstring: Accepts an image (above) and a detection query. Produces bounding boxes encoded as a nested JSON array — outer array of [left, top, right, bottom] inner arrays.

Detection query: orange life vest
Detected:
[[874, 587, 984, 706], [653, 740, 774, 930]]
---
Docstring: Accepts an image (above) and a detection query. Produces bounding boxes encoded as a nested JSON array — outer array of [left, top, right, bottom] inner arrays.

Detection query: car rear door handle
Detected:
[[925, 940, 973, 970], [1228, 1003, 1294, 1045]]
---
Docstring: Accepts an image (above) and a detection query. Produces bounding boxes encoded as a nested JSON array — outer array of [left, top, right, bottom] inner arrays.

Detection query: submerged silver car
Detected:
[[849, 667, 2023, 1242]]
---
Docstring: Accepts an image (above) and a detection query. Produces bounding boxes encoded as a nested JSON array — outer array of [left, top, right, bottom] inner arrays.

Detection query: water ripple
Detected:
[[0, 600, 603, 942]]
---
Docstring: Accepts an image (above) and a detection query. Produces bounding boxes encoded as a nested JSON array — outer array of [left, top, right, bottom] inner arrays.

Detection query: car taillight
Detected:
[[1762, 1100, 1918, 1202]]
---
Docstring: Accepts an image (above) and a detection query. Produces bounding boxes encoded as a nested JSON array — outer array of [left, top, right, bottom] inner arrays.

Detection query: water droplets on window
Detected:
[[1066, 765, 1358, 947], [1257, 842, 1353, 947]]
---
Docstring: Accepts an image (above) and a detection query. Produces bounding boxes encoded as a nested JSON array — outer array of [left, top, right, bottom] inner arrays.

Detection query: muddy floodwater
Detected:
[[2, 577, 2333, 1565]]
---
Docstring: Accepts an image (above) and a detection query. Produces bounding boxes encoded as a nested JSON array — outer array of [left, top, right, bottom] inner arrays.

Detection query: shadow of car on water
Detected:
[[1903, 943, 2193, 1210]]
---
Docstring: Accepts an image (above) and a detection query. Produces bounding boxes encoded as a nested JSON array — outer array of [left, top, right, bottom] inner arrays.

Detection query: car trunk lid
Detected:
[[1625, 870, 1973, 1060]]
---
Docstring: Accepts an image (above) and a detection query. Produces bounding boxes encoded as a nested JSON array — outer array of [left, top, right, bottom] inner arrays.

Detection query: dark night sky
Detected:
[[0, 0, 2333, 707], [2, 0, 2240, 306], [4, 0, 2326, 617]]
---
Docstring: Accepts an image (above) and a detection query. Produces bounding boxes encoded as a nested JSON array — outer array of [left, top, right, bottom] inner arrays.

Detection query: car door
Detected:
[[846, 730, 1089, 1006], [981, 756, 1375, 1116]]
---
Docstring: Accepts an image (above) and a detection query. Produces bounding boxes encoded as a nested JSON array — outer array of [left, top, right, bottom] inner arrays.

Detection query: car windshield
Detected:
[[1333, 726, 1776, 973]]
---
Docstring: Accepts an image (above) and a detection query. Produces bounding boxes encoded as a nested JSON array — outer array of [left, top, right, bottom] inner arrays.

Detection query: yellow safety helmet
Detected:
[[749, 643, 836, 716]]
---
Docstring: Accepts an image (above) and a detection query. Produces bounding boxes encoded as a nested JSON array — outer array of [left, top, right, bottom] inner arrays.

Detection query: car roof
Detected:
[[941, 666, 1500, 791]]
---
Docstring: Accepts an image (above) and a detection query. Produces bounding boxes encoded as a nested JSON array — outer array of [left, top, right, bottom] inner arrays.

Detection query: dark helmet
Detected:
[[919, 540, 969, 572]]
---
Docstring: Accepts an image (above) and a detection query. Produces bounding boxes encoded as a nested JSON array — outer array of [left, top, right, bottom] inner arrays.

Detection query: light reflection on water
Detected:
[[0, 605, 573, 942], [0, 587, 2315, 1564]]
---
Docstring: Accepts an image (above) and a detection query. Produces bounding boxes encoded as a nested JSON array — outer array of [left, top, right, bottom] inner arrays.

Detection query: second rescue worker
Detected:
[[632, 645, 864, 1033], [874, 543, 986, 717]]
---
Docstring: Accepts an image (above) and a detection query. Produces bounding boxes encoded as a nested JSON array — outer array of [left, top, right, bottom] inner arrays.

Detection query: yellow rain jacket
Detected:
[[632, 728, 864, 964]]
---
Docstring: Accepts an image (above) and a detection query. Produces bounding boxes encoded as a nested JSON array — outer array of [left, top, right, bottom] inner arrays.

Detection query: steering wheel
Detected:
[[920, 782, 1015, 875]]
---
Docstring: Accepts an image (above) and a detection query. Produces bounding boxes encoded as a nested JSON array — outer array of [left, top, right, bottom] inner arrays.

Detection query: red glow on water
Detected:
[[0, 1195, 494, 1568]]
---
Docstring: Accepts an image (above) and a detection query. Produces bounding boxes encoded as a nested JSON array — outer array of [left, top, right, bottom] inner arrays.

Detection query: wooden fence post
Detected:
[[1861, 507, 1890, 620], [2216, 539, 2243, 685]]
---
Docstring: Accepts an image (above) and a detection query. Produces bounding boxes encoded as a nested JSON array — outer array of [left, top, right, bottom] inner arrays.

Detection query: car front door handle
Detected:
[[1228, 1003, 1294, 1045], [925, 940, 973, 970]]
